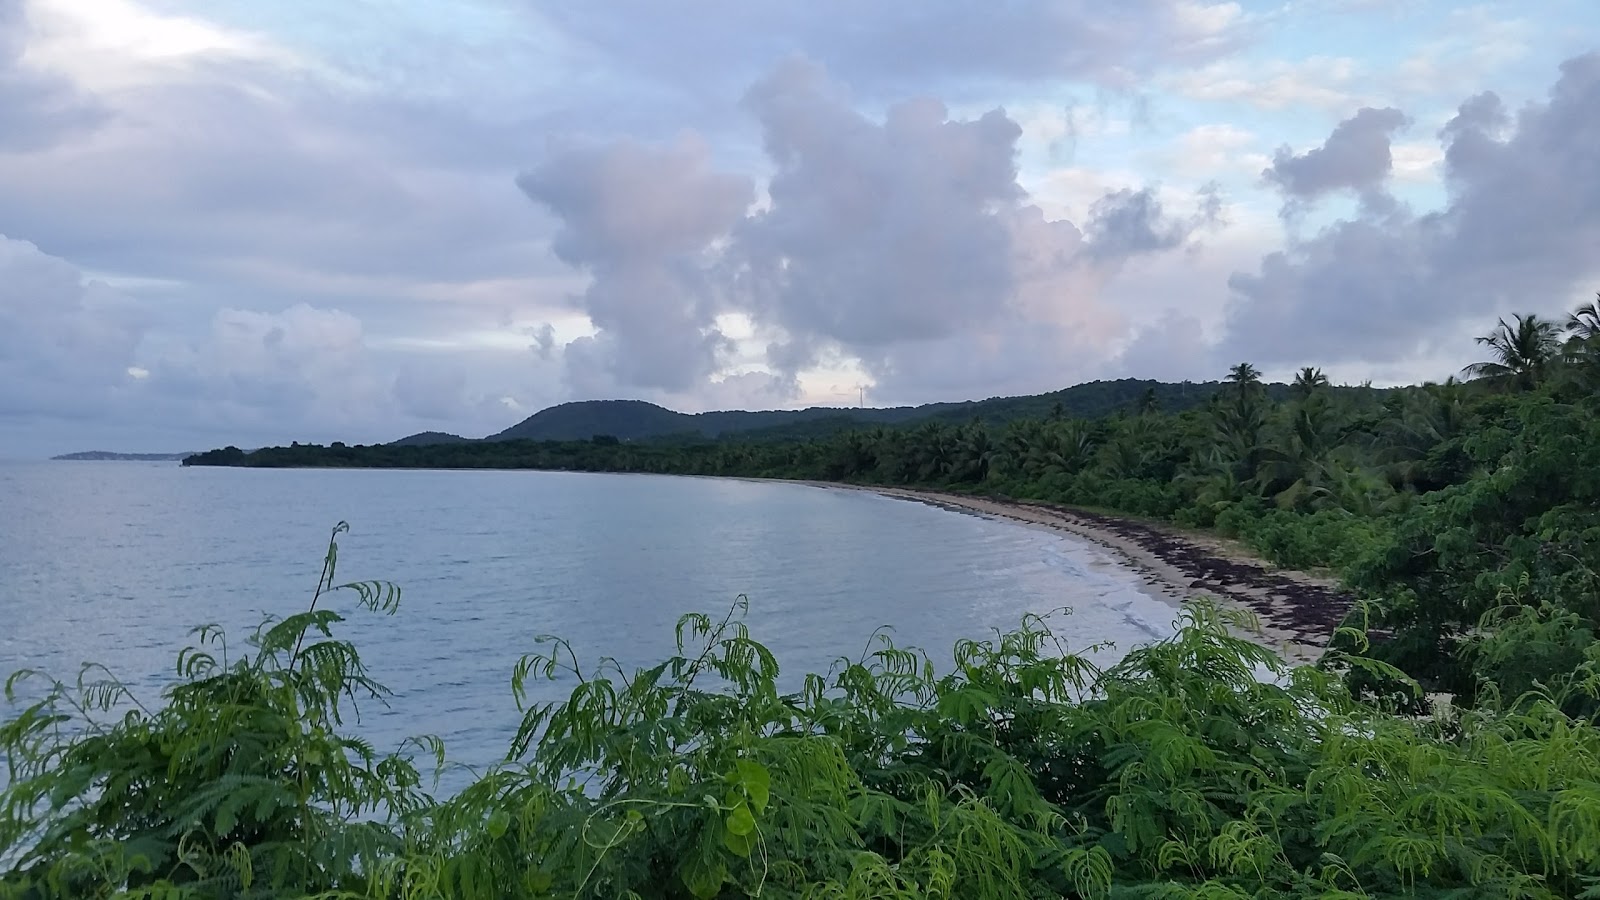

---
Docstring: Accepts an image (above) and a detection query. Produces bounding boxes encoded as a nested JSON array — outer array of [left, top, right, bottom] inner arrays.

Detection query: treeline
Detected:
[[186, 302, 1600, 708], [474, 379, 1290, 444]]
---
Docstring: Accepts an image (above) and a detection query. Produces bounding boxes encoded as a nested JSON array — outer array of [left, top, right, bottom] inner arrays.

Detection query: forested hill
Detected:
[[406, 378, 1325, 446]]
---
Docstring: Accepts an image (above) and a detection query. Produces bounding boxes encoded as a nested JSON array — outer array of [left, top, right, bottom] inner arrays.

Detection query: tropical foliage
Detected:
[[188, 301, 1600, 708], [8, 524, 1600, 898]]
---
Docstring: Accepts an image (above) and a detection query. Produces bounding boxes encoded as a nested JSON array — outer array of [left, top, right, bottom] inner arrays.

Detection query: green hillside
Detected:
[[423, 378, 1347, 446], [389, 430, 474, 447]]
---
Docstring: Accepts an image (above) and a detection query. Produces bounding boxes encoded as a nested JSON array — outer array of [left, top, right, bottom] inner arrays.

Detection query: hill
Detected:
[[389, 431, 474, 447], [479, 379, 1317, 445]]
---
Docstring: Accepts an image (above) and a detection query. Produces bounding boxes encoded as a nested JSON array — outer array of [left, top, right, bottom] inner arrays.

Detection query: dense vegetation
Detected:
[[7, 523, 1600, 898], [390, 379, 1311, 446], [189, 301, 1600, 709]]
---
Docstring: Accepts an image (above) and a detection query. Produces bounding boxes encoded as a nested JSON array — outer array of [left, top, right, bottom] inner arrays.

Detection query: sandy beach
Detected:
[[796, 482, 1354, 666]]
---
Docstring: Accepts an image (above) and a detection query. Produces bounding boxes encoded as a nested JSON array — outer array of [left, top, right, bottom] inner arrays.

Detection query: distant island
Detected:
[[53, 451, 197, 461]]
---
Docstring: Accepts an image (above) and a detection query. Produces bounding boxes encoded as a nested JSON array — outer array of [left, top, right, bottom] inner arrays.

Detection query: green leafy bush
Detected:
[[8, 528, 1600, 899]]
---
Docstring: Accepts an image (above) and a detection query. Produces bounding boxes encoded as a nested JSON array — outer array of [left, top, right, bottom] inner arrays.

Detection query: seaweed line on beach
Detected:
[[803, 482, 1356, 664]]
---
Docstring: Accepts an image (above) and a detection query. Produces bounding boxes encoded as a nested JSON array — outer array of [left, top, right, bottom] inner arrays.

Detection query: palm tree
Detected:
[[1253, 395, 1350, 510], [1290, 366, 1329, 400], [1462, 313, 1563, 390], [1569, 295, 1600, 342], [1226, 362, 1262, 392], [1137, 387, 1159, 416], [1368, 382, 1469, 491], [946, 421, 995, 484]]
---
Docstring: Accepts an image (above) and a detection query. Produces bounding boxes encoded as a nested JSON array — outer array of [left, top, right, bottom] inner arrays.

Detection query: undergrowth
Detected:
[[5, 524, 1600, 898]]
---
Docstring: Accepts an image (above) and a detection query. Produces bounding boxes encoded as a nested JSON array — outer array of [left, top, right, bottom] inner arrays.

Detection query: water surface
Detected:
[[0, 462, 1181, 778]]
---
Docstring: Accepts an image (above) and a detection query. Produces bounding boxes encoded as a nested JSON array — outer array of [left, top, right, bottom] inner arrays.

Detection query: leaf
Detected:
[[723, 825, 756, 859], [726, 802, 755, 836], [1097, 830, 1129, 860], [486, 808, 510, 840], [732, 759, 771, 813], [682, 860, 727, 899]]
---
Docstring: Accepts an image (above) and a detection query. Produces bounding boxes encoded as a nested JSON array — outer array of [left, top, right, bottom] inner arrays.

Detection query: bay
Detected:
[[0, 461, 1182, 779]]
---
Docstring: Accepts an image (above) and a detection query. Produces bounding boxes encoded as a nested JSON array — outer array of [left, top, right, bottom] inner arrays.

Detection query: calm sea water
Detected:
[[0, 462, 1181, 781]]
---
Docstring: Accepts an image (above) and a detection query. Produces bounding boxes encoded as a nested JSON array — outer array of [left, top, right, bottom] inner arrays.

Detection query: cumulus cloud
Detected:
[[1263, 106, 1410, 216], [523, 58, 1219, 404], [517, 135, 755, 393], [0, 235, 146, 417], [0, 237, 422, 449], [735, 60, 1026, 352], [6, 0, 1589, 454], [730, 60, 1214, 399], [140, 304, 391, 431], [1222, 52, 1600, 369]]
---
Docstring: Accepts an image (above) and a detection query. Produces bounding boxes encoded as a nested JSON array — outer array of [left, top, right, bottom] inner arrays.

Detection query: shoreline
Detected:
[[785, 481, 1353, 666], [180, 462, 1353, 665]]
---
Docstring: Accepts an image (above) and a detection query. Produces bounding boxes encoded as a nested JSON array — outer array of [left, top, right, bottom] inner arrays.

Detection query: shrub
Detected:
[[7, 527, 1600, 899]]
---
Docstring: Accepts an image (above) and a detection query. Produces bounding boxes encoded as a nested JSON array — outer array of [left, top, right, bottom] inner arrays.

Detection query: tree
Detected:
[[1289, 366, 1329, 400], [1563, 296, 1600, 391], [1225, 362, 1262, 399], [1136, 387, 1159, 416], [1462, 313, 1563, 390], [1568, 295, 1600, 342]]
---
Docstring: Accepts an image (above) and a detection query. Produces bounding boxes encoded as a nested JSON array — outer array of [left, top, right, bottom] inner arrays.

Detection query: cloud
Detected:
[[140, 304, 392, 431], [0, 2, 107, 151], [728, 59, 1216, 400], [516, 135, 755, 393], [4, 0, 1591, 454], [1222, 53, 1600, 369], [0, 1, 563, 348], [1113, 310, 1216, 381], [1086, 185, 1220, 258], [1263, 106, 1410, 215], [0, 235, 147, 417], [0, 237, 422, 447], [1165, 56, 1364, 111], [532, 1, 1248, 100], [393, 364, 469, 422], [513, 58, 1224, 405], [734, 60, 1026, 352]]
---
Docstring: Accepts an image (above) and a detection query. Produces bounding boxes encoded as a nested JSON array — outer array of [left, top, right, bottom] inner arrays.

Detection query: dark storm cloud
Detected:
[[1222, 53, 1600, 368], [1263, 106, 1409, 215], [516, 136, 755, 392], [0, 5, 107, 152]]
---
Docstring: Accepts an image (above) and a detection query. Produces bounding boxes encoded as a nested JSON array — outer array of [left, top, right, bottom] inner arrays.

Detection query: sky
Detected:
[[1, 0, 1597, 456]]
